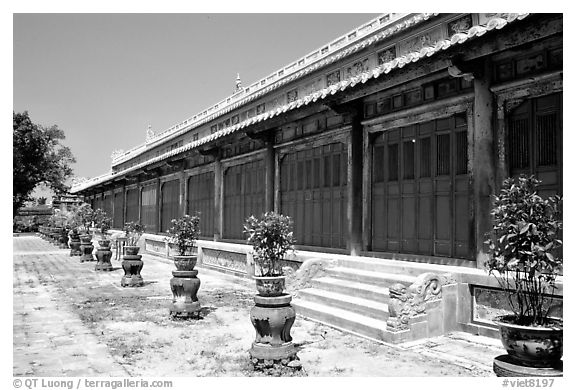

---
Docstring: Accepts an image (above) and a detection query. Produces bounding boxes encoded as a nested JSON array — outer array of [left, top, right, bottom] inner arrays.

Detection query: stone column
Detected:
[[214, 153, 223, 242], [473, 62, 496, 268]]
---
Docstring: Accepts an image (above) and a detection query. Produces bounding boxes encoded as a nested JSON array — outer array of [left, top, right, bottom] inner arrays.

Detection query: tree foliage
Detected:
[[13, 111, 76, 214]]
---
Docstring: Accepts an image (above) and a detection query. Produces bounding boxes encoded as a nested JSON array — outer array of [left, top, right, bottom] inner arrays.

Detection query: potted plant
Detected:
[[244, 211, 295, 296], [244, 212, 298, 368], [485, 175, 563, 370], [167, 214, 201, 269], [93, 209, 112, 243], [121, 221, 146, 287], [93, 209, 113, 271], [166, 215, 202, 318], [123, 221, 146, 255], [74, 203, 95, 262]]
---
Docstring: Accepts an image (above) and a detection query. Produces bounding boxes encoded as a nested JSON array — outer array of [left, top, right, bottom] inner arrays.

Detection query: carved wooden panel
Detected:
[[188, 171, 215, 238], [125, 188, 139, 224], [160, 179, 180, 233], [280, 142, 348, 248], [223, 160, 265, 240], [372, 115, 471, 259], [141, 185, 157, 233], [113, 192, 124, 229]]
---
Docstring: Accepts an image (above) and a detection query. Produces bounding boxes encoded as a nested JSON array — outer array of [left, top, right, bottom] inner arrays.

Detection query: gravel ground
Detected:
[[13, 235, 497, 377]]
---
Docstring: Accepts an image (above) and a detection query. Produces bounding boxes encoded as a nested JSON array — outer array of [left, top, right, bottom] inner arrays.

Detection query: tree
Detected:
[[13, 111, 76, 214]]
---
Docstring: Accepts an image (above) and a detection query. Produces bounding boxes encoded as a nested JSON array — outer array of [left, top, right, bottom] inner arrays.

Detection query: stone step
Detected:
[[292, 298, 395, 341], [298, 287, 389, 320], [311, 276, 390, 302], [338, 257, 457, 277], [325, 267, 417, 286]]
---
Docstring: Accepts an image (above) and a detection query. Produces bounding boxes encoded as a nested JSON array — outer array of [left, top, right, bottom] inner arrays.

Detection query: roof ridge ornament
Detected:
[[234, 73, 243, 93], [145, 124, 155, 143]]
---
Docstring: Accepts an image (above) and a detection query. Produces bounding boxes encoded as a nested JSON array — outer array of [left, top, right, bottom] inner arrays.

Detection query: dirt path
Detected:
[[13, 235, 497, 376]]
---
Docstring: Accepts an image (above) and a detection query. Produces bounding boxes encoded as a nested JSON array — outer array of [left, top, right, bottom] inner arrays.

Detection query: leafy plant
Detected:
[[485, 175, 563, 326], [73, 203, 94, 233], [124, 221, 146, 246], [92, 208, 112, 237], [244, 212, 295, 277], [167, 214, 201, 256]]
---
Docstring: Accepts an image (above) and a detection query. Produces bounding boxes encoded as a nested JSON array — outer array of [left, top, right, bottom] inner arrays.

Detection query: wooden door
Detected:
[[160, 179, 180, 233], [280, 142, 347, 249], [372, 115, 471, 259], [141, 185, 157, 233], [125, 189, 139, 225], [113, 192, 123, 229], [223, 160, 265, 240], [509, 93, 562, 198], [188, 171, 215, 238]]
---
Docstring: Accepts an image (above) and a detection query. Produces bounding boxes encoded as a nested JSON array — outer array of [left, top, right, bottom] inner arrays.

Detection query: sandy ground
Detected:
[[13, 235, 498, 377]]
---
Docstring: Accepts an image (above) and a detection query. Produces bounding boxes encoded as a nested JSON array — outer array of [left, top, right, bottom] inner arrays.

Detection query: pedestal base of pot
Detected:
[[80, 244, 94, 263], [121, 255, 144, 287], [95, 246, 113, 271], [249, 294, 297, 364], [169, 270, 201, 319], [493, 355, 563, 377]]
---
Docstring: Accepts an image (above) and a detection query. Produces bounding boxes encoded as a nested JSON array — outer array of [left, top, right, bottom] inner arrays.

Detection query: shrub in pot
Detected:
[[167, 214, 201, 270], [244, 212, 299, 367], [244, 211, 295, 297], [167, 215, 202, 318], [121, 221, 146, 287], [73, 204, 95, 262], [93, 210, 113, 271], [485, 175, 563, 369], [123, 221, 146, 255]]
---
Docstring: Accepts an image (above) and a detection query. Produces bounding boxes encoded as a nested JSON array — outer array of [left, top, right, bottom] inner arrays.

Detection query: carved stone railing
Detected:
[[386, 272, 447, 332], [283, 258, 337, 295]]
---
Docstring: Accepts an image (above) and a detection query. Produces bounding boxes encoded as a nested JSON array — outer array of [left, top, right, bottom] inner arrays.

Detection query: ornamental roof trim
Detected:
[[72, 13, 530, 194], [111, 13, 419, 166]]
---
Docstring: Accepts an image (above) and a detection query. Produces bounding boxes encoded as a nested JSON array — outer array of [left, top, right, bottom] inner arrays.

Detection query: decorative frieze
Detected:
[[377, 46, 396, 65], [346, 58, 370, 78], [447, 14, 473, 35], [287, 89, 299, 103], [398, 27, 444, 56], [145, 238, 167, 256], [202, 248, 247, 274], [326, 70, 341, 87]]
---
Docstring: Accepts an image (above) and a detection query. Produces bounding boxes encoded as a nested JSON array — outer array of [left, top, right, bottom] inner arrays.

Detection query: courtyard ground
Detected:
[[13, 235, 505, 377]]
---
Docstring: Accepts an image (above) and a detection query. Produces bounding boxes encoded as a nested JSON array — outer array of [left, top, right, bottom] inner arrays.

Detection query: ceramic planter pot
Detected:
[[493, 315, 563, 368], [121, 253, 144, 287], [254, 276, 286, 297], [124, 245, 140, 256], [95, 239, 113, 271], [68, 230, 82, 256], [173, 255, 198, 271], [79, 234, 94, 262]]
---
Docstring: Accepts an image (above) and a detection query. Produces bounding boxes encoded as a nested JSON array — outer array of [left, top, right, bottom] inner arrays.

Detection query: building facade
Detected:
[[72, 13, 563, 271]]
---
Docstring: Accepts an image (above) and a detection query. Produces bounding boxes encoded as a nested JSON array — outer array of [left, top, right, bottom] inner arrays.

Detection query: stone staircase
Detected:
[[290, 256, 460, 344]]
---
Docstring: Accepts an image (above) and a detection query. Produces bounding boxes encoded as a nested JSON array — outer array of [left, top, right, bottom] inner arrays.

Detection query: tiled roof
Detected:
[[71, 13, 529, 194]]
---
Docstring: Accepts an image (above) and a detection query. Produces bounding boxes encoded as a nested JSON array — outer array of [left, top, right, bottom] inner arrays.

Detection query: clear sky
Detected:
[[13, 13, 379, 182]]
